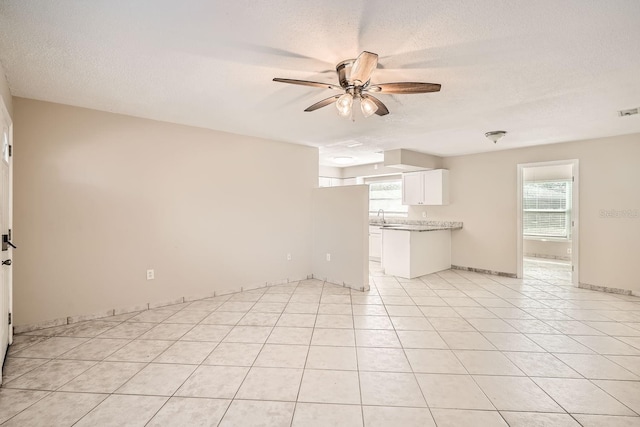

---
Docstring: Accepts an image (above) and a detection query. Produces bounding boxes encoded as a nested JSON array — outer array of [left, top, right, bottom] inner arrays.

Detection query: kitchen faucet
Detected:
[[377, 209, 385, 224]]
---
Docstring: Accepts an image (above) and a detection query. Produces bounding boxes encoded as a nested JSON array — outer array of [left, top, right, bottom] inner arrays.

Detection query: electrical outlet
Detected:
[[422, 211, 427, 218], [287, 253, 292, 261], [326, 253, 331, 262], [146, 269, 155, 280]]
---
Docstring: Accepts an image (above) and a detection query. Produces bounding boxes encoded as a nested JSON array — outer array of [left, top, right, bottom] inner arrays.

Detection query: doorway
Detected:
[[0, 97, 13, 381], [517, 160, 579, 286]]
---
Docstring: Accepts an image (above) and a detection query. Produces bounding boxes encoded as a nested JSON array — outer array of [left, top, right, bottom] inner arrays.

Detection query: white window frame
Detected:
[[367, 177, 408, 218], [522, 179, 572, 240]]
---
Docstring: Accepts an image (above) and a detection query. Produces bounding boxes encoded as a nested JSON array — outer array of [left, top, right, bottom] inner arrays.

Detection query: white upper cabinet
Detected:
[[401, 171, 425, 205], [402, 169, 449, 205], [423, 169, 449, 205]]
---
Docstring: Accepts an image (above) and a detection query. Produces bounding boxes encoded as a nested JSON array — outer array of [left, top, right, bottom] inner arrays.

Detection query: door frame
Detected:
[[0, 96, 13, 351], [516, 159, 579, 286]]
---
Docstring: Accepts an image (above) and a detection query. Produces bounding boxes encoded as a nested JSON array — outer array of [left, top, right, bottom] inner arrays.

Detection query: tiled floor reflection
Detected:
[[524, 256, 573, 284], [2, 263, 640, 426]]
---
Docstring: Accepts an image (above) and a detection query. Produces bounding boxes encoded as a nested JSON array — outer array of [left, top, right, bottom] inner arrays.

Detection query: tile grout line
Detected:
[[137, 295, 255, 426], [289, 279, 324, 427], [70, 293, 245, 426], [4, 264, 640, 425], [381, 275, 437, 422], [214, 279, 303, 426]]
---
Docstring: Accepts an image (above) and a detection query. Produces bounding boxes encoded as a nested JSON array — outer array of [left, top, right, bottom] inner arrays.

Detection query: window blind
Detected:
[[369, 180, 408, 217], [523, 180, 571, 238]]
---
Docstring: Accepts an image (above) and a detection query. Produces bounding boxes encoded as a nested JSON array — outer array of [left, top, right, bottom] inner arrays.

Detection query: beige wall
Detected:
[[312, 185, 369, 291], [523, 239, 571, 260], [410, 133, 640, 293], [342, 162, 404, 179], [319, 165, 343, 179], [0, 60, 11, 118], [13, 98, 318, 326], [383, 149, 443, 170], [523, 164, 572, 181]]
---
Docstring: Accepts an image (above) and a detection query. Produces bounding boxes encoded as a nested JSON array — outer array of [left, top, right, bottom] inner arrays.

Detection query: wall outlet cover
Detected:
[[146, 269, 155, 280]]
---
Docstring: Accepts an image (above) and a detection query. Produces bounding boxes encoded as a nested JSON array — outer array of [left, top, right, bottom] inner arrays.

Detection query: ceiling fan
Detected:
[[273, 51, 441, 119]]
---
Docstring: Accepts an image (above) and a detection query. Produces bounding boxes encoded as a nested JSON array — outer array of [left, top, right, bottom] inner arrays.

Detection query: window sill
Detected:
[[524, 236, 571, 243]]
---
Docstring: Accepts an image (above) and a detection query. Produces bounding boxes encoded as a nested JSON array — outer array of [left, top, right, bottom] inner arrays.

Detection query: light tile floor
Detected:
[[524, 256, 572, 283], [2, 262, 640, 426]]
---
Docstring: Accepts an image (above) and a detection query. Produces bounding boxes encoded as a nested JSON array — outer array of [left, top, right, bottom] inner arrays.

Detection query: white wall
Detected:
[[14, 98, 318, 326], [410, 133, 640, 293], [312, 185, 369, 291]]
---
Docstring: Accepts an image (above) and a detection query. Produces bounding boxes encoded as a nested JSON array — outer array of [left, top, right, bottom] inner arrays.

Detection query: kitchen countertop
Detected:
[[369, 219, 463, 231]]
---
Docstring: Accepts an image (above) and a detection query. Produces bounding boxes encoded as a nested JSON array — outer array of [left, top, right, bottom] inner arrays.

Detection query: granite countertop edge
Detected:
[[369, 218, 463, 232]]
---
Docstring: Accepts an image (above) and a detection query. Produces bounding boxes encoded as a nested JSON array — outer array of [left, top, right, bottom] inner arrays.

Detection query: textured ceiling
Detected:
[[1, 0, 640, 166]]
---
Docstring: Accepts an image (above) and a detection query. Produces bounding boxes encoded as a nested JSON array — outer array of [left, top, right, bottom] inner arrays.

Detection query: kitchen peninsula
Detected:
[[374, 220, 463, 279]]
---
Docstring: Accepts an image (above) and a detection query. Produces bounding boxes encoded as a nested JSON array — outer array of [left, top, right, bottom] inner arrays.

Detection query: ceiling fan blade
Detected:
[[304, 95, 342, 112], [367, 82, 441, 94], [273, 78, 342, 91], [363, 95, 389, 116], [350, 51, 378, 85]]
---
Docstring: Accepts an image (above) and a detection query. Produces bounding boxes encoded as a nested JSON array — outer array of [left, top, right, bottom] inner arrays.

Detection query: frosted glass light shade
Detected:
[[336, 93, 353, 117], [360, 97, 378, 118]]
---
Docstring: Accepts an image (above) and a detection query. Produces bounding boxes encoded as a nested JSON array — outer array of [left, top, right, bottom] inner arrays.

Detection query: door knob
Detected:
[[2, 259, 11, 266]]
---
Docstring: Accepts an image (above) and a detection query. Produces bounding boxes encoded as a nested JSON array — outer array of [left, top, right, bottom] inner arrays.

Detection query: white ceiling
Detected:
[[1, 1, 640, 167]]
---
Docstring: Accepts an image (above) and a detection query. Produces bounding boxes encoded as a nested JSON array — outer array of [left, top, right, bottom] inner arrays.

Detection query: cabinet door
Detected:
[[369, 233, 382, 259], [423, 169, 449, 205], [402, 172, 424, 205]]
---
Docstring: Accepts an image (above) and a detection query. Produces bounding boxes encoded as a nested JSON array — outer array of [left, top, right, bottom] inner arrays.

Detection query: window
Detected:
[[318, 177, 335, 187], [368, 179, 408, 217], [523, 180, 572, 239]]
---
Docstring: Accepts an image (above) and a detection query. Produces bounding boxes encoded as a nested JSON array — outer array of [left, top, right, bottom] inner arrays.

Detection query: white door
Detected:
[[0, 101, 13, 382]]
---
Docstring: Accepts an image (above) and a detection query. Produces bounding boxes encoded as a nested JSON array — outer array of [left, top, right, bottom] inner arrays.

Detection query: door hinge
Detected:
[[572, 221, 575, 227], [8, 145, 12, 157], [572, 176, 574, 182], [8, 313, 11, 325], [572, 265, 575, 272]]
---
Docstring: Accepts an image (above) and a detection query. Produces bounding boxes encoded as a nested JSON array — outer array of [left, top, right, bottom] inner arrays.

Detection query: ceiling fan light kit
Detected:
[[485, 130, 507, 143], [360, 96, 378, 118], [336, 93, 354, 117], [274, 51, 441, 119]]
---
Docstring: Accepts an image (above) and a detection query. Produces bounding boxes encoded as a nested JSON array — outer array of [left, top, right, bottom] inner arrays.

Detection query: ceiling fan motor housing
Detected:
[[336, 60, 356, 88]]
